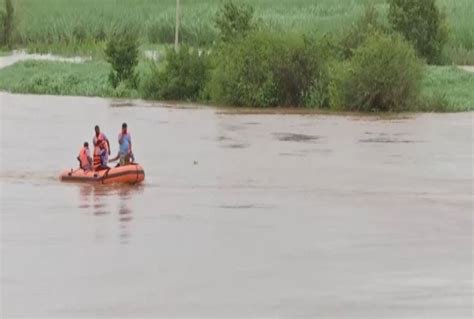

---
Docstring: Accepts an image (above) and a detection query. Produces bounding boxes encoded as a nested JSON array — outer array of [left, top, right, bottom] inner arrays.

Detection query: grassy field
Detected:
[[0, 59, 154, 97], [0, 60, 112, 96], [420, 66, 474, 112], [3, 0, 473, 62], [0, 60, 472, 112]]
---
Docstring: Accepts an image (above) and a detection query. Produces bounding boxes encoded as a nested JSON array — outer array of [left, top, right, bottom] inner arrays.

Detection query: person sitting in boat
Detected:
[[77, 142, 92, 172], [109, 122, 134, 166], [92, 125, 111, 171]]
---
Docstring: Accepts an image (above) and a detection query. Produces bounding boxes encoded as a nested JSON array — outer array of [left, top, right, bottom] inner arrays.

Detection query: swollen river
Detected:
[[1, 93, 472, 317]]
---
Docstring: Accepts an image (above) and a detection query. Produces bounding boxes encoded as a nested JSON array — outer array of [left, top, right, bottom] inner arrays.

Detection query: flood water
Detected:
[[1, 92, 472, 318]]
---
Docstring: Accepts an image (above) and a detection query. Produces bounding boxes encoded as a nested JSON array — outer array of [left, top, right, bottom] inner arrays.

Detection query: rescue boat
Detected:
[[59, 164, 145, 184]]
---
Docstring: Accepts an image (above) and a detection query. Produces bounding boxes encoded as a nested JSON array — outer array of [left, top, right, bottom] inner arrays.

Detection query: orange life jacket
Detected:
[[78, 147, 89, 169], [93, 133, 108, 171], [93, 132, 108, 155]]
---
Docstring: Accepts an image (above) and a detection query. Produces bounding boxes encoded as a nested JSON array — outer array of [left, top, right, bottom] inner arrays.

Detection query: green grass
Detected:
[[0, 58, 155, 97], [420, 66, 474, 112], [0, 60, 472, 112], [0, 60, 113, 96], [2, 0, 473, 63]]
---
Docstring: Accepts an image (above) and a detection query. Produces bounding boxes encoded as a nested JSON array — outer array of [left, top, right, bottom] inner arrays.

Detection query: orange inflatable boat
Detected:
[[59, 164, 145, 184]]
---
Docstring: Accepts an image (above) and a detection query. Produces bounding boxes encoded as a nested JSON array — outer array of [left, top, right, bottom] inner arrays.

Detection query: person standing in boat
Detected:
[[92, 125, 111, 171], [110, 122, 134, 166], [77, 142, 92, 171]]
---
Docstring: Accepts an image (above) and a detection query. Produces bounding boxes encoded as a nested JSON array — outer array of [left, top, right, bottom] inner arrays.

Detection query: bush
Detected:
[[0, 0, 14, 48], [337, 5, 386, 60], [207, 32, 329, 107], [215, 0, 254, 43], [104, 31, 139, 88], [342, 32, 423, 112], [388, 0, 448, 64], [278, 36, 329, 107], [143, 45, 210, 101]]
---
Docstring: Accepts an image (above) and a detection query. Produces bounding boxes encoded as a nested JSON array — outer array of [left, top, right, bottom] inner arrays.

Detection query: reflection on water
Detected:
[[77, 184, 143, 244]]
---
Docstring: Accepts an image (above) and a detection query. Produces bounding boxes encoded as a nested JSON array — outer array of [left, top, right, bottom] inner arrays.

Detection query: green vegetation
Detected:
[[420, 66, 474, 112], [1, 59, 471, 112], [0, 0, 473, 112], [0, 60, 112, 97], [388, 0, 448, 64], [207, 32, 328, 107], [336, 5, 387, 60], [215, 1, 255, 43], [0, 59, 150, 98], [341, 33, 423, 112], [105, 31, 139, 89], [1, 0, 472, 63], [0, 0, 14, 48], [143, 46, 210, 101]]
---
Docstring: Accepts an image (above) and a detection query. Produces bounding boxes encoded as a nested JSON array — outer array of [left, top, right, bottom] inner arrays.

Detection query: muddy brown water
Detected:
[[1, 93, 472, 318]]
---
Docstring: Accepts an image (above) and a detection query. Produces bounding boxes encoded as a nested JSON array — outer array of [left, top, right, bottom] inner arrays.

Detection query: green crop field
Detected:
[[3, 0, 473, 62]]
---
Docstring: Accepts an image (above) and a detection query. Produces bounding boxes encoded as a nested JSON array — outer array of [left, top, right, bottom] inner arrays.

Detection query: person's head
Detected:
[[94, 125, 100, 136], [83, 142, 89, 149], [122, 122, 127, 133]]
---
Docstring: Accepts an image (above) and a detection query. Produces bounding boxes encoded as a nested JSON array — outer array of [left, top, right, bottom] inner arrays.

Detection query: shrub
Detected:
[[278, 36, 329, 107], [342, 32, 423, 112], [388, 0, 448, 64], [104, 31, 139, 88], [0, 0, 14, 48], [143, 45, 210, 101], [207, 32, 329, 107], [338, 5, 386, 60], [215, 0, 254, 43], [207, 32, 278, 107]]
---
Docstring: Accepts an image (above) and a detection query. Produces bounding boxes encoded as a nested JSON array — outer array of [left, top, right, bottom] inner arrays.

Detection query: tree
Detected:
[[343, 32, 423, 112], [388, 0, 448, 64], [0, 0, 14, 48], [215, 1, 254, 42], [105, 31, 139, 89]]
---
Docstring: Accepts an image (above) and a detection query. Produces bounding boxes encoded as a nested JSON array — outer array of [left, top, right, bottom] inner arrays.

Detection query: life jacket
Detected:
[[93, 132, 108, 155], [93, 133, 108, 171], [78, 147, 89, 169]]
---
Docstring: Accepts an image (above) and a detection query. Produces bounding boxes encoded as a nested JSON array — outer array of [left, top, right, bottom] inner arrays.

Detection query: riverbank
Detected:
[[0, 52, 473, 112]]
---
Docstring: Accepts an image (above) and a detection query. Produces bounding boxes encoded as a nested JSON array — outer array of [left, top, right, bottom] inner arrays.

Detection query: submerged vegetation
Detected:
[[0, 0, 473, 112]]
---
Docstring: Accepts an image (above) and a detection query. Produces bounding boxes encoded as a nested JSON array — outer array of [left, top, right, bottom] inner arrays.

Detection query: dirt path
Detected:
[[459, 65, 474, 73]]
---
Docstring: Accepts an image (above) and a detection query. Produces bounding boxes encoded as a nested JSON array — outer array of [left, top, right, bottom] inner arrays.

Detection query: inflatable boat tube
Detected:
[[60, 164, 145, 184]]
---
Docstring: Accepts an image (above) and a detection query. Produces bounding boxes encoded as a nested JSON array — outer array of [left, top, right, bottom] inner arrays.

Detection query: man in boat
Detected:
[[77, 142, 92, 172], [92, 125, 111, 171], [109, 122, 134, 166]]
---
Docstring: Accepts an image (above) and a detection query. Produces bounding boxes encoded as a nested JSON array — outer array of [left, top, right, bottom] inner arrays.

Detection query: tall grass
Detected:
[[3, 0, 472, 62], [420, 66, 474, 112]]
